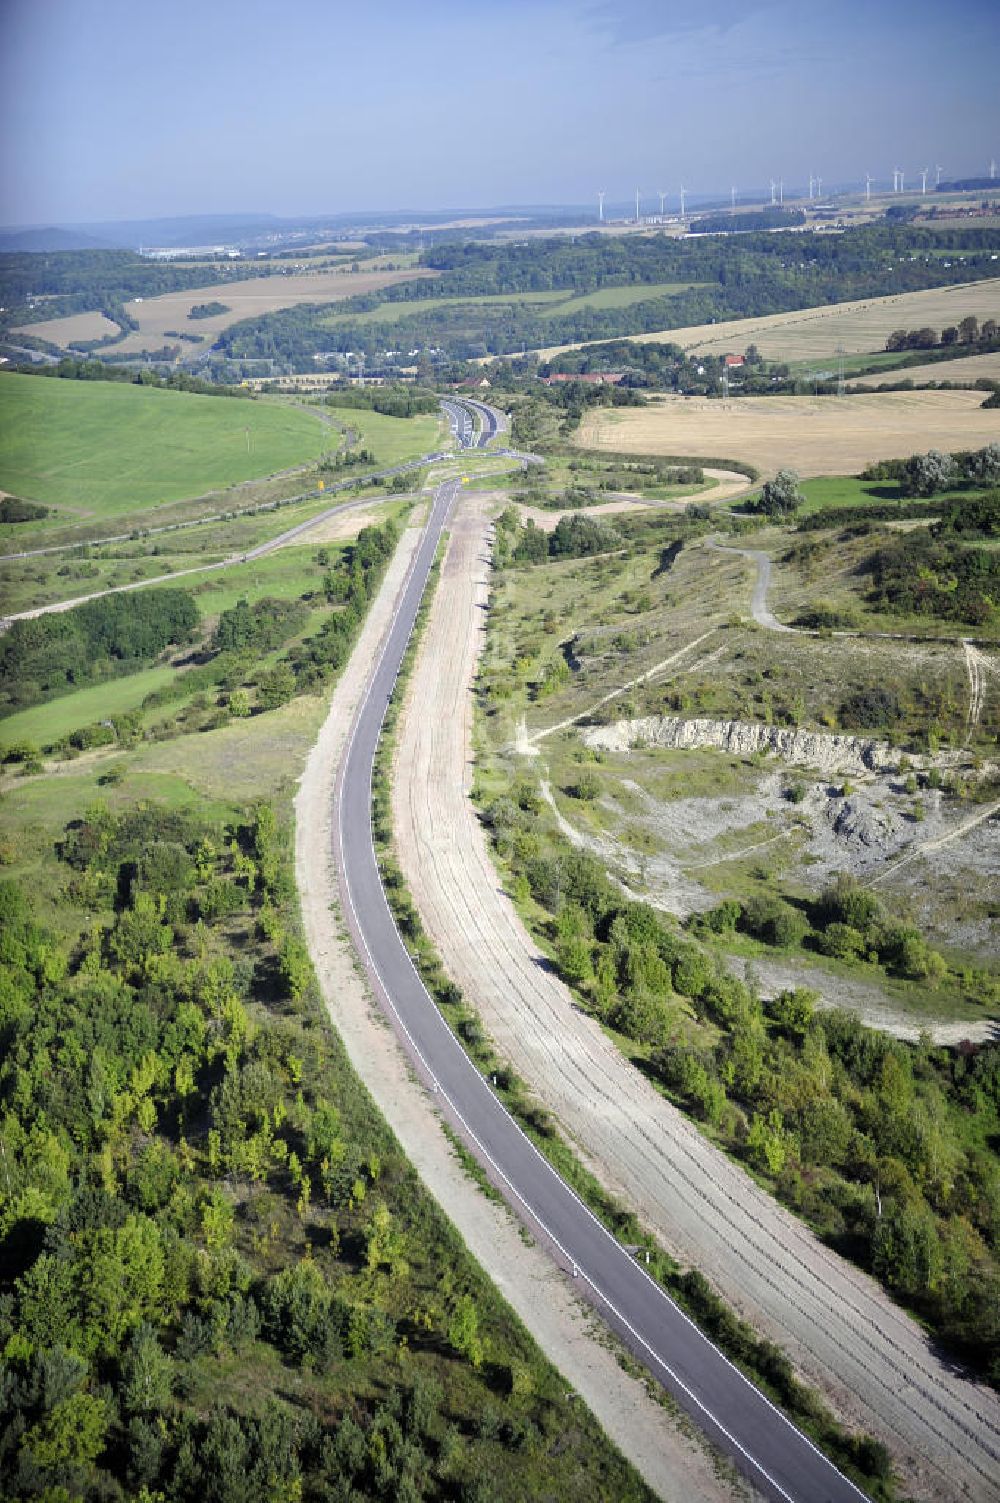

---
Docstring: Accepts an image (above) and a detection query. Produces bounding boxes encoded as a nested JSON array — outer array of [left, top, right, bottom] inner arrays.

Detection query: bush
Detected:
[[900, 449, 956, 497], [0, 496, 49, 523], [748, 469, 801, 517], [839, 687, 901, 730], [740, 896, 807, 948]]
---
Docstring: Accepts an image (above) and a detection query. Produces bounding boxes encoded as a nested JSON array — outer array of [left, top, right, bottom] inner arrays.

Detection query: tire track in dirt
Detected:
[[963, 639, 986, 742], [391, 495, 1000, 1503]]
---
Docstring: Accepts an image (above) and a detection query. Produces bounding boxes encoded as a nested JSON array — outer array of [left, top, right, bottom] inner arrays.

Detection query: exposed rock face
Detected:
[[583, 715, 896, 777], [828, 797, 900, 853]]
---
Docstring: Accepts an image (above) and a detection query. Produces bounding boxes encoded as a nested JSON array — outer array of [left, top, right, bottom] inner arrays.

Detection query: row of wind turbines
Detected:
[[599, 162, 997, 223]]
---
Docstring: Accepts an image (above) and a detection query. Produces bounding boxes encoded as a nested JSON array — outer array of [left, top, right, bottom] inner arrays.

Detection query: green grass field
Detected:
[[0, 374, 336, 517], [325, 404, 443, 463], [319, 283, 702, 328], [795, 474, 973, 516], [537, 282, 702, 316], [320, 290, 568, 326], [0, 665, 177, 751]]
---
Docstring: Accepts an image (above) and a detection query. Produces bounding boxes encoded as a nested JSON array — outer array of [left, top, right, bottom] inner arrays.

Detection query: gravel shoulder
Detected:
[[294, 521, 741, 1503], [390, 495, 1000, 1503]]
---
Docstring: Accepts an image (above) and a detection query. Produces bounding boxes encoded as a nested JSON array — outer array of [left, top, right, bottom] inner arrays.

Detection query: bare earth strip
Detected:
[[294, 523, 741, 1503], [537, 278, 1000, 362], [576, 389, 1000, 477], [515, 469, 753, 532], [390, 493, 1000, 1503]]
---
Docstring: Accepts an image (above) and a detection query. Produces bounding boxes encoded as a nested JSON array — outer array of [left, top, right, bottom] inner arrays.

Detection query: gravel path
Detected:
[[294, 523, 741, 1503], [705, 538, 795, 632], [391, 495, 1000, 1503]]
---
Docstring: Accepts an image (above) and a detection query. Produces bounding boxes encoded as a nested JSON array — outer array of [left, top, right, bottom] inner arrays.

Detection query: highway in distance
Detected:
[[331, 461, 870, 1503]]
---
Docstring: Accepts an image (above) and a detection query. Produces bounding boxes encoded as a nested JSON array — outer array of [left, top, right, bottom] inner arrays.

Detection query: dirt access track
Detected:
[[390, 491, 1000, 1503]]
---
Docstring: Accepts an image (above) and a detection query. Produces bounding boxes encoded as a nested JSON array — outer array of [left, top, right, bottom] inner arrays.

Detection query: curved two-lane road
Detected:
[[332, 476, 867, 1503]]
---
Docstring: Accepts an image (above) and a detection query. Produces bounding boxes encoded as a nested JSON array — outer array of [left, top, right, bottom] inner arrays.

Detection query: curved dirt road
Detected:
[[390, 494, 1000, 1503]]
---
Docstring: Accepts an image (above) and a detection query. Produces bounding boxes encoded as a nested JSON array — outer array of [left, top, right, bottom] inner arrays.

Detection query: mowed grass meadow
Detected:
[[0, 374, 334, 517]]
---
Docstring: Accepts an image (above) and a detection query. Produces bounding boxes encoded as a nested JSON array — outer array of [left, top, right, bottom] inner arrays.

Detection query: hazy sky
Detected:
[[1, 0, 998, 225]]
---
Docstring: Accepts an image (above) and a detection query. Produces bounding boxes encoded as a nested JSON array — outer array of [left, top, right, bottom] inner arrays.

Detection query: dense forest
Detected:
[[215, 224, 1000, 364], [688, 208, 807, 233], [0, 796, 649, 1501]]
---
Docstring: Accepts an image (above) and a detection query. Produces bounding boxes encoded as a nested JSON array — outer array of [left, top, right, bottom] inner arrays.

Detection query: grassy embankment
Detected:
[[0, 375, 443, 549]]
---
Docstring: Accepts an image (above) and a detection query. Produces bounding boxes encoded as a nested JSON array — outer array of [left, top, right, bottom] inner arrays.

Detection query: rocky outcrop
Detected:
[[583, 715, 897, 777]]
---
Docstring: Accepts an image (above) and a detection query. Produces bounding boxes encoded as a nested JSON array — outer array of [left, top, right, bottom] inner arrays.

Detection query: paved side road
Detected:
[[334, 478, 869, 1503]]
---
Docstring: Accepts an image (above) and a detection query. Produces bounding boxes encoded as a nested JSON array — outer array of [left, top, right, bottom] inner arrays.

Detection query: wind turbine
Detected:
[[731, 185, 738, 210], [679, 184, 687, 219], [778, 177, 784, 205], [635, 187, 641, 222], [597, 191, 605, 222], [769, 178, 777, 205], [895, 167, 905, 193], [658, 190, 666, 216], [935, 164, 944, 187], [808, 174, 815, 199], [920, 167, 929, 194], [815, 175, 822, 199], [865, 173, 873, 201], [991, 158, 997, 181]]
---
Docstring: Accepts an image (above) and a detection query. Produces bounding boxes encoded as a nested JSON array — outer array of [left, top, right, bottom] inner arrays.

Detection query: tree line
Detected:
[[0, 590, 200, 716]]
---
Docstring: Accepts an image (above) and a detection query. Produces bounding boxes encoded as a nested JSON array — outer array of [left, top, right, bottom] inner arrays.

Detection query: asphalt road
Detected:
[[332, 477, 868, 1503], [441, 395, 503, 448]]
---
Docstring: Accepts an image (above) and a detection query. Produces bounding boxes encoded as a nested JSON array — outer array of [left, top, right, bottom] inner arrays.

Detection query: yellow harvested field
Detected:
[[11, 309, 120, 346], [538, 279, 1000, 362], [576, 389, 1000, 478], [81, 267, 435, 356], [852, 349, 1000, 387]]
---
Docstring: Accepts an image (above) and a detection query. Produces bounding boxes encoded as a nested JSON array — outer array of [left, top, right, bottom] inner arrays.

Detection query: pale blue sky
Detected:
[[1, 0, 997, 225]]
